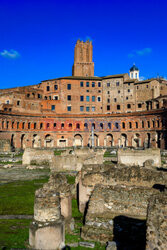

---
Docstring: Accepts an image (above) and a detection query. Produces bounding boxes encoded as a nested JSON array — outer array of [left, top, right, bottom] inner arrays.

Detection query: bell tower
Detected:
[[72, 40, 94, 77]]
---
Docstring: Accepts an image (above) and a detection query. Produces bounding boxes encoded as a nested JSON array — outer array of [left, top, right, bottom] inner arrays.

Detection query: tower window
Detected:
[[67, 95, 71, 101], [67, 84, 71, 90]]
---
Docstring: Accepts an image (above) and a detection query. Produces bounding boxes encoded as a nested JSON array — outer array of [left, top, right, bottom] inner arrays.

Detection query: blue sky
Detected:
[[0, 0, 167, 88]]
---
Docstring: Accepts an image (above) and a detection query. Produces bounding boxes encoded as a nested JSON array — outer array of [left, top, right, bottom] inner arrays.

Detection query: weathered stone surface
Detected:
[[51, 148, 105, 172], [78, 164, 167, 213], [29, 220, 65, 250], [117, 148, 161, 167], [82, 185, 159, 243], [106, 241, 117, 250], [146, 192, 167, 250], [23, 148, 54, 166], [0, 139, 11, 152]]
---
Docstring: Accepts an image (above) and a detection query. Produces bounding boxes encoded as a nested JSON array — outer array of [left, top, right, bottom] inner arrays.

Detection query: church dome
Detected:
[[130, 64, 139, 72]]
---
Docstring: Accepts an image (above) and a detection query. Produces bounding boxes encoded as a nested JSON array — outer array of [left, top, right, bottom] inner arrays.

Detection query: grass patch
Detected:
[[0, 178, 48, 215], [0, 161, 22, 165], [72, 199, 83, 220], [54, 150, 65, 156], [104, 151, 117, 158], [0, 219, 30, 249], [66, 175, 76, 185]]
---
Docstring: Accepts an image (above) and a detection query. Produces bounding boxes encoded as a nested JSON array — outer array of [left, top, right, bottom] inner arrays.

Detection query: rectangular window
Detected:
[[86, 106, 90, 112], [92, 82, 95, 87], [54, 96, 58, 100], [86, 82, 89, 87], [86, 96, 90, 102], [107, 82, 110, 87], [138, 103, 142, 108], [92, 96, 95, 102], [92, 106, 95, 112], [97, 97, 101, 102], [38, 94, 41, 99], [67, 84, 71, 90], [80, 82, 84, 87], [54, 85, 58, 90], [80, 96, 84, 101], [107, 105, 110, 110], [67, 95, 71, 101], [128, 89, 130, 92], [98, 82, 101, 87], [51, 105, 55, 111], [80, 106, 84, 111], [117, 105, 120, 110], [67, 106, 71, 111], [17, 100, 20, 106], [114, 98, 117, 102], [116, 81, 119, 86], [107, 99, 110, 103], [118, 90, 120, 94], [47, 86, 50, 91]]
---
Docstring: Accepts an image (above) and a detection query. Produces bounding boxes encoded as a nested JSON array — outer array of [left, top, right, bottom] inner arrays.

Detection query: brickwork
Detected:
[[0, 40, 167, 150]]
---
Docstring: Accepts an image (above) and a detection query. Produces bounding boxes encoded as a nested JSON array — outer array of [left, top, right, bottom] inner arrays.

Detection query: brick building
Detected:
[[0, 40, 167, 150]]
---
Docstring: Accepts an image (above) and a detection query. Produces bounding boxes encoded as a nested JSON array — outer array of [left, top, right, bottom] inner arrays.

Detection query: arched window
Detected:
[[6, 121, 9, 129], [115, 122, 119, 129], [12, 121, 14, 129], [40, 123, 43, 129], [2, 121, 4, 129], [84, 123, 88, 129], [153, 120, 155, 128], [136, 122, 138, 128], [61, 123, 64, 128], [69, 123, 72, 128], [129, 122, 132, 129], [157, 120, 160, 128], [108, 122, 111, 129], [76, 123, 80, 129], [100, 123, 103, 129], [142, 121, 144, 128], [17, 122, 19, 129], [28, 122, 31, 129], [122, 122, 125, 129], [54, 123, 57, 128], [34, 123, 37, 129], [92, 123, 95, 129], [147, 121, 150, 128], [22, 122, 25, 129]]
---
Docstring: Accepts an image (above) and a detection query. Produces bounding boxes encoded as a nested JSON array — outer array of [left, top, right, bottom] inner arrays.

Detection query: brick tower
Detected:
[[72, 40, 94, 77]]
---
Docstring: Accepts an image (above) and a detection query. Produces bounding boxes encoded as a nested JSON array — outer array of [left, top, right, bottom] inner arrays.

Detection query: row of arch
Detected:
[[10, 132, 162, 150], [0, 119, 163, 131]]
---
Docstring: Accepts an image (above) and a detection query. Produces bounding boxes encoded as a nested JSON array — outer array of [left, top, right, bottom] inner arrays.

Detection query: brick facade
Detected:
[[0, 40, 167, 150]]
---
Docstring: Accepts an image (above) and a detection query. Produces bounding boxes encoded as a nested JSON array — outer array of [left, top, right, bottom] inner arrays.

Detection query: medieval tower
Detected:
[[72, 40, 94, 77]]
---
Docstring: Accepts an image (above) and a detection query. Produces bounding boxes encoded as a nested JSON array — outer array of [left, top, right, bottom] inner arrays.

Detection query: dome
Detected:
[[130, 64, 139, 72]]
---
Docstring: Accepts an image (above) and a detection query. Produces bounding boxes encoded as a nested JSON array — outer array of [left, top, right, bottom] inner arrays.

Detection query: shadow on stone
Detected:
[[113, 216, 146, 250], [152, 183, 166, 192]]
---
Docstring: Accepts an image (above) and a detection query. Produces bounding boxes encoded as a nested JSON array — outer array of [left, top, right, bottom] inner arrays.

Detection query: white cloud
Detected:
[[0, 49, 20, 59], [128, 48, 152, 58]]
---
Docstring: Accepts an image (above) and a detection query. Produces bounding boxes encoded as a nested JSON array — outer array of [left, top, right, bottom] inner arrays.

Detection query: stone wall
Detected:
[[51, 148, 105, 172], [22, 148, 54, 166], [82, 184, 159, 243], [146, 192, 167, 249], [117, 148, 161, 167], [0, 139, 11, 152], [78, 164, 167, 213]]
